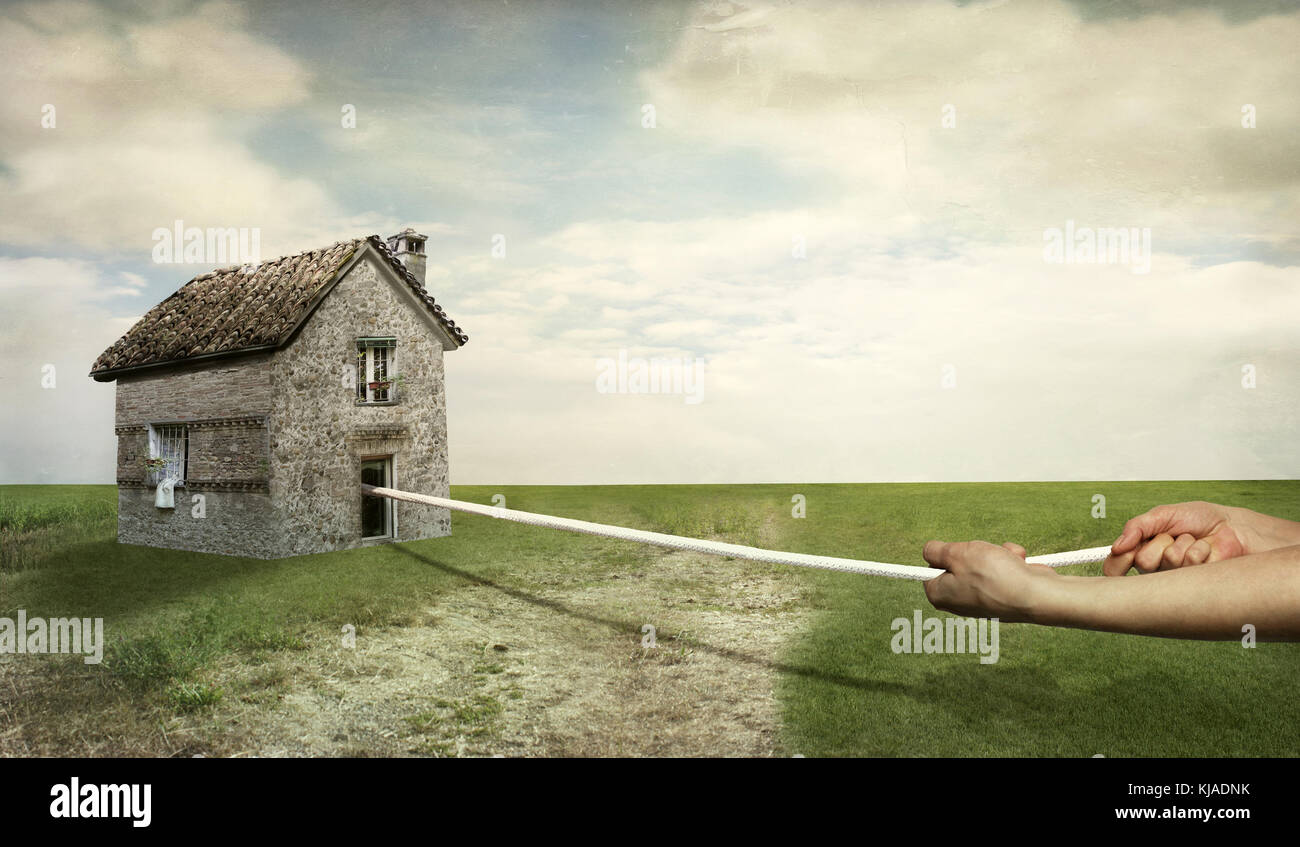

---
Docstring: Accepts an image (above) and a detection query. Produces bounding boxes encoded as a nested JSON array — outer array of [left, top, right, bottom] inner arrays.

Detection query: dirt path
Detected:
[[199, 548, 811, 757]]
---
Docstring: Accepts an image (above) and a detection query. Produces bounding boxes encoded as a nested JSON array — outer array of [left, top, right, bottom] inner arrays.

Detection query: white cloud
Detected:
[[641, 0, 1300, 247], [442, 207, 1300, 482], [0, 1, 350, 257]]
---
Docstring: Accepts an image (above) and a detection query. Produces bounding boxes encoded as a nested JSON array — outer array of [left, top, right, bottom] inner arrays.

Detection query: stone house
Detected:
[[89, 230, 468, 559]]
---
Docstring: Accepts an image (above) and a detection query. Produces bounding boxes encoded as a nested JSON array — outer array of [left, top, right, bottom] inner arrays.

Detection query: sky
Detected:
[[0, 0, 1297, 484]]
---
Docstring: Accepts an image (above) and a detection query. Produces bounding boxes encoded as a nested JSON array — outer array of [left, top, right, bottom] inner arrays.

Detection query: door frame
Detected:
[[360, 455, 396, 540]]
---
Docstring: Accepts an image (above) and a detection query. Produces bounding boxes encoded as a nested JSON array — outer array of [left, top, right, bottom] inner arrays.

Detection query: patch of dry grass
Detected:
[[96, 546, 813, 758]]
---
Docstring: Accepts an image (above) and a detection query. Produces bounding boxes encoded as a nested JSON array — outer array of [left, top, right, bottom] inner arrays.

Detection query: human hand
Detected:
[[1104, 501, 1257, 576], [922, 540, 1058, 623]]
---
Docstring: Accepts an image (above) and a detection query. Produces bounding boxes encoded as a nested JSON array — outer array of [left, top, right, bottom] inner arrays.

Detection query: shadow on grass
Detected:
[[2, 538, 291, 619], [4, 535, 452, 633], [391, 544, 906, 696]]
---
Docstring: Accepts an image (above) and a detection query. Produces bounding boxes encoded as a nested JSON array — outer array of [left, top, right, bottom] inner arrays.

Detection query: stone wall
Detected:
[[266, 254, 452, 556], [115, 355, 274, 424], [117, 486, 280, 558], [114, 355, 277, 556], [186, 418, 270, 485], [114, 417, 269, 486]]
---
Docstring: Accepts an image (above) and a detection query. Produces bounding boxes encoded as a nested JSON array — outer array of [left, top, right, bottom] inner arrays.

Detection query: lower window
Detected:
[[148, 423, 188, 484]]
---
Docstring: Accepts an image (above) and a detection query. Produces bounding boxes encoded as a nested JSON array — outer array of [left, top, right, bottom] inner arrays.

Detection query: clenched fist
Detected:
[[1104, 501, 1300, 576], [922, 540, 1058, 623]]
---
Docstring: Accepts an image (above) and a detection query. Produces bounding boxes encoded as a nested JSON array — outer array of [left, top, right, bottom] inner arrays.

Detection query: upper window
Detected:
[[357, 337, 397, 404], [406, 238, 424, 254], [148, 424, 188, 483]]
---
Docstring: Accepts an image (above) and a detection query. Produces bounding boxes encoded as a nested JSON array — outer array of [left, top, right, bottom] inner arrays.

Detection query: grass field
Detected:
[[0, 485, 116, 571], [1, 481, 1297, 756]]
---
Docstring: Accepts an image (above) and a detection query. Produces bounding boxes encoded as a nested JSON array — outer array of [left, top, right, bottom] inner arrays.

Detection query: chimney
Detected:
[[386, 228, 427, 284]]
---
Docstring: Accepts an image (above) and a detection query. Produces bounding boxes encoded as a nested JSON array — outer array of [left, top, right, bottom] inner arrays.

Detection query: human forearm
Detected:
[[1232, 506, 1300, 553], [1035, 545, 1300, 640]]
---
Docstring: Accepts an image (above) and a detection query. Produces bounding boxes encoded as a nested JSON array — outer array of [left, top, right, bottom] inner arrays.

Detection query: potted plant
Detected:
[[367, 372, 406, 395], [142, 456, 170, 484]]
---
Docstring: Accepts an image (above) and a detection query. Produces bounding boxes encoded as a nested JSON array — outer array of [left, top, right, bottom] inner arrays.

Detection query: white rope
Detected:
[[363, 485, 1111, 582]]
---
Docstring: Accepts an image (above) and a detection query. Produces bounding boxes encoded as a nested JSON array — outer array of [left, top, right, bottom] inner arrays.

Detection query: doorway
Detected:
[[361, 457, 393, 539]]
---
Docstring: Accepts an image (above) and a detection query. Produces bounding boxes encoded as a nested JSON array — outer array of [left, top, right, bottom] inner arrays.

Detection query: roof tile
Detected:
[[90, 235, 467, 379]]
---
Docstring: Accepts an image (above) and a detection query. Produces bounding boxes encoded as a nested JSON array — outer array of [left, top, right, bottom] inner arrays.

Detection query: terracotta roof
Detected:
[[90, 235, 467, 380]]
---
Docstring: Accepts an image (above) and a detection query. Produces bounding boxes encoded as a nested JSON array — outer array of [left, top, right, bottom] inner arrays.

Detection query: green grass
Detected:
[[167, 681, 225, 713], [1, 480, 1297, 756], [0, 483, 666, 737], [0, 485, 116, 571], [773, 480, 1300, 757]]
